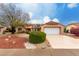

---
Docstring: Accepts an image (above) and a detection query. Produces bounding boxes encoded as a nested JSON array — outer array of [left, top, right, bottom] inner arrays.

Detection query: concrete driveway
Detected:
[[47, 35, 79, 49]]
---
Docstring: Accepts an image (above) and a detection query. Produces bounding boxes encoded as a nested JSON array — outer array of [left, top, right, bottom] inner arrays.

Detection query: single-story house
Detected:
[[16, 26, 26, 33], [66, 23, 79, 33], [13, 24, 41, 33], [41, 21, 64, 35], [24, 24, 41, 32], [24, 24, 32, 31], [18, 21, 64, 35]]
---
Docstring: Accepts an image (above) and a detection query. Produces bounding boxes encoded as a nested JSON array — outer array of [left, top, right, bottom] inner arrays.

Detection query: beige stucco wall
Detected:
[[66, 25, 77, 33], [41, 24, 64, 34]]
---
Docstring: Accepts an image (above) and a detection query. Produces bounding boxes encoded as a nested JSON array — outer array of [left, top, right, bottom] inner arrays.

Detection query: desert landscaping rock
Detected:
[[24, 42, 36, 49], [5, 38, 9, 41], [0, 35, 27, 48]]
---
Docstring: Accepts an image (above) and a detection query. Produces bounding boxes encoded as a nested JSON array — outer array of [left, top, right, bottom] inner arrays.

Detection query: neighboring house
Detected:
[[32, 24, 41, 31], [24, 24, 41, 32], [66, 23, 79, 33], [41, 21, 64, 35], [23, 24, 33, 32], [16, 26, 26, 33], [0, 25, 7, 34]]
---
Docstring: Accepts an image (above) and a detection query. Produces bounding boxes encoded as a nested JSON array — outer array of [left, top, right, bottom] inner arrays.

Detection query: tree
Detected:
[[0, 4, 30, 34], [64, 27, 69, 33]]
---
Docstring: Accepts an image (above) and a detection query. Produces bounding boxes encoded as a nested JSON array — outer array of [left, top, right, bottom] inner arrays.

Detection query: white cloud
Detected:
[[28, 17, 60, 24], [67, 3, 77, 8], [28, 19, 43, 24], [28, 12, 33, 18], [31, 20, 37, 24], [52, 18, 60, 23], [43, 16, 51, 24], [68, 21, 78, 24], [17, 3, 38, 13]]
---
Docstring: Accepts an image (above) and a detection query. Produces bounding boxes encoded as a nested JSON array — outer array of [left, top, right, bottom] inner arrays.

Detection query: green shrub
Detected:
[[29, 31, 46, 44]]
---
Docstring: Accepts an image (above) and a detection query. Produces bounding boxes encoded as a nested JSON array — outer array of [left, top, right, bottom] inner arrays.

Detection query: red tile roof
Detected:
[[45, 21, 60, 25]]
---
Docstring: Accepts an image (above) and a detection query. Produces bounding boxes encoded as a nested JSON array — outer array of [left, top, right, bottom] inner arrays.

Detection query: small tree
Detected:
[[64, 27, 69, 33], [0, 4, 30, 34]]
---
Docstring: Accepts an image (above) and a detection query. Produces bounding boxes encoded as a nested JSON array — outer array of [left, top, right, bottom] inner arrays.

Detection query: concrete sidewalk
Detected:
[[0, 49, 79, 56], [47, 35, 79, 49]]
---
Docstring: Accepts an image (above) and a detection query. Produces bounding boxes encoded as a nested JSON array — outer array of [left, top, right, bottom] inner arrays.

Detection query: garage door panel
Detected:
[[44, 28, 60, 35]]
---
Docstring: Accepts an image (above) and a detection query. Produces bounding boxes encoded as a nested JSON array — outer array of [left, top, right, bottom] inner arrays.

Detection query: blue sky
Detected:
[[17, 3, 79, 25]]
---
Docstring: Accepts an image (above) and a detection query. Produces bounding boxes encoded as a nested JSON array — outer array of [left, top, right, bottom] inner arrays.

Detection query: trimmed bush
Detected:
[[29, 31, 46, 44]]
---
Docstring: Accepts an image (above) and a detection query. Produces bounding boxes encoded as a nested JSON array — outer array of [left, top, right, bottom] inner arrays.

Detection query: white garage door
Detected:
[[44, 28, 60, 35]]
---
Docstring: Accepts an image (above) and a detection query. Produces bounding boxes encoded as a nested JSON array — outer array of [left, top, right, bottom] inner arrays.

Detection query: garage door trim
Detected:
[[44, 27, 61, 35]]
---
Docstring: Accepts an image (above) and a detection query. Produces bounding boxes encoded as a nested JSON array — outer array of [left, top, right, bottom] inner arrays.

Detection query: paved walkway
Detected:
[[47, 35, 79, 49], [0, 35, 79, 55]]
